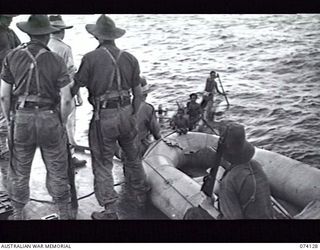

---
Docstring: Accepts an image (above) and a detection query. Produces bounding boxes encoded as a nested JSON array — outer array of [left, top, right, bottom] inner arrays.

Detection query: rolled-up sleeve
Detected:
[[56, 56, 71, 89], [72, 56, 90, 96], [131, 56, 140, 88], [64, 47, 76, 78], [1, 55, 14, 85]]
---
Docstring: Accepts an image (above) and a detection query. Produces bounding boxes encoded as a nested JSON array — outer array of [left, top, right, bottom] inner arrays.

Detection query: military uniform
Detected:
[[218, 123, 273, 219], [73, 15, 149, 219], [48, 15, 86, 168], [0, 18, 21, 190], [0, 15, 72, 219], [219, 160, 274, 219]]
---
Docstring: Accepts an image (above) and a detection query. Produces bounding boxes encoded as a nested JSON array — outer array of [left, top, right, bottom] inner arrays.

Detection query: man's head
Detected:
[[49, 15, 73, 40], [221, 122, 255, 165], [210, 71, 217, 79], [16, 15, 59, 45], [189, 93, 198, 102], [85, 15, 125, 42]]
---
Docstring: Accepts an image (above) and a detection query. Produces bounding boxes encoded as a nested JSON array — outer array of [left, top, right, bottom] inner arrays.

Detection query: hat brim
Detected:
[[52, 25, 73, 30], [223, 140, 255, 165], [17, 21, 59, 35], [85, 24, 125, 40]]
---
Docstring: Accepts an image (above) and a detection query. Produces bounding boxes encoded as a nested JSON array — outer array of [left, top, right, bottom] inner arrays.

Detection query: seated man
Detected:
[[186, 93, 202, 131], [170, 108, 189, 135], [218, 123, 274, 219]]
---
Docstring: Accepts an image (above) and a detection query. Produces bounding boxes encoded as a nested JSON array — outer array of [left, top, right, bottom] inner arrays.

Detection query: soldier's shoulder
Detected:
[[121, 50, 138, 63]]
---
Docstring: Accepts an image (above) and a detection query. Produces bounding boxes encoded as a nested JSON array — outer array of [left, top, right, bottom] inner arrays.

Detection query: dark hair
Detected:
[[210, 71, 216, 75], [189, 93, 198, 99]]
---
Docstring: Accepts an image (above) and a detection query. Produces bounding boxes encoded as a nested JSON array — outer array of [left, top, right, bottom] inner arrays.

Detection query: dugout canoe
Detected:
[[142, 131, 320, 219]]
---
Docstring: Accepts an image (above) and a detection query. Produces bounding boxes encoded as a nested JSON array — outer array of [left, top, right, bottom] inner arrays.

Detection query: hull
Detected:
[[143, 132, 320, 219]]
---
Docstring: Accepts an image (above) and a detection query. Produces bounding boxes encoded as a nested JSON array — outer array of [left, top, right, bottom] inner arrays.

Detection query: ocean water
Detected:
[[11, 14, 320, 168]]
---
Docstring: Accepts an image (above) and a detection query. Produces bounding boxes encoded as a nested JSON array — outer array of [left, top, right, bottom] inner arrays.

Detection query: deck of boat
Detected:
[[0, 148, 167, 220]]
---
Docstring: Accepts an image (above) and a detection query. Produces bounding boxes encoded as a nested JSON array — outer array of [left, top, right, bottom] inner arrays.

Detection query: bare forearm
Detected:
[[60, 99, 72, 125], [132, 95, 142, 115], [0, 96, 11, 122]]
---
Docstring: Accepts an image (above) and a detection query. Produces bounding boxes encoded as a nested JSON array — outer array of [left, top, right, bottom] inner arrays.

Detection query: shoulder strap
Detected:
[[18, 47, 48, 108], [101, 47, 123, 94], [241, 163, 257, 212]]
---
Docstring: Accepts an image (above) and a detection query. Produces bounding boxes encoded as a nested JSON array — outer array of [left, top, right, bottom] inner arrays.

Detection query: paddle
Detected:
[[200, 116, 219, 135], [216, 73, 230, 107]]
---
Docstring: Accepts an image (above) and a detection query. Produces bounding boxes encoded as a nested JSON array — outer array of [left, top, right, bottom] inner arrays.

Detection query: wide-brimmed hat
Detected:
[[85, 15, 125, 40], [49, 15, 73, 30], [17, 15, 59, 35], [221, 123, 255, 165]]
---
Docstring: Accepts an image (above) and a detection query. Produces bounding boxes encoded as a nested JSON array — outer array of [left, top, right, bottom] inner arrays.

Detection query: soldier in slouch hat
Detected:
[[0, 14, 21, 190], [72, 15, 149, 219], [48, 15, 86, 168], [218, 123, 273, 219], [0, 15, 73, 219]]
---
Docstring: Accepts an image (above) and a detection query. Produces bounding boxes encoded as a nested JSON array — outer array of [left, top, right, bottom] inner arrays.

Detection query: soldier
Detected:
[[72, 15, 149, 220], [0, 14, 21, 190], [135, 77, 161, 155], [0, 15, 73, 219], [48, 15, 86, 168], [123, 77, 161, 184], [218, 123, 273, 219]]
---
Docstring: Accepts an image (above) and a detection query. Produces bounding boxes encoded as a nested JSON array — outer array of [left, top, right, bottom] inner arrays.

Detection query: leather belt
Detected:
[[100, 98, 131, 109], [16, 102, 55, 110]]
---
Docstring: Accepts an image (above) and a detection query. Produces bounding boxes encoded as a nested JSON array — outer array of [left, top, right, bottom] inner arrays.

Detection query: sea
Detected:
[[11, 14, 320, 168]]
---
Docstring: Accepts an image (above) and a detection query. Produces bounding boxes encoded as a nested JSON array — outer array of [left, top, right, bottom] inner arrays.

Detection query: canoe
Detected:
[[142, 131, 320, 219]]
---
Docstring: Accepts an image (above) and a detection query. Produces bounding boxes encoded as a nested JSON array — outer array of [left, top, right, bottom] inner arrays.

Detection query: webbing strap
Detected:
[[242, 163, 257, 212], [19, 48, 48, 108], [101, 47, 123, 97]]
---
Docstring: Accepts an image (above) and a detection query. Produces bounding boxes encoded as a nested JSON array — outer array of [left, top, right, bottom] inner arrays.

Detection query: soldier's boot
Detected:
[[57, 202, 71, 220], [91, 202, 118, 220], [10, 201, 25, 220]]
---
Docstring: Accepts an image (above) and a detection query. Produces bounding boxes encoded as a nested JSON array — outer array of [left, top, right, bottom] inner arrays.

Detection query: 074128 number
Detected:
[[300, 244, 319, 248]]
